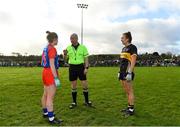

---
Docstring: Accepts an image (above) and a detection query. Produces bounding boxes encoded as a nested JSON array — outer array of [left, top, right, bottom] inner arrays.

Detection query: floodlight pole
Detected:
[[77, 4, 88, 45]]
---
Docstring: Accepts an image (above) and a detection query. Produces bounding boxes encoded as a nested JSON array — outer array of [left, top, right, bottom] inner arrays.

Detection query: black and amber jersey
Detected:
[[120, 44, 137, 72]]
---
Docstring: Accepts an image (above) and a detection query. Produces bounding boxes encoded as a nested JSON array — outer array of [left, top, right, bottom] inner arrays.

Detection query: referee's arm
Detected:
[[84, 57, 89, 68], [83, 46, 89, 68]]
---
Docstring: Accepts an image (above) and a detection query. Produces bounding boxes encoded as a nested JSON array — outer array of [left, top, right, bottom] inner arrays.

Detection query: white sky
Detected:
[[0, 0, 180, 55]]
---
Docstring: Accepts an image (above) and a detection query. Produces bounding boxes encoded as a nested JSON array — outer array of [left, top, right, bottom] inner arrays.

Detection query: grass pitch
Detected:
[[0, 67, 180, 126]]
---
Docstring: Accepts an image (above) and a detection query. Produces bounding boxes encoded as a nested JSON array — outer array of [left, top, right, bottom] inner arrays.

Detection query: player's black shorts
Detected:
[[69, 64, 87, 81], [118, 71, 135, 81]]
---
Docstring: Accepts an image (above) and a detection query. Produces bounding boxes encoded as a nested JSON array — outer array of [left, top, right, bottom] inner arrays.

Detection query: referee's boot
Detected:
[[69, 102, 77, 109], [84, 101, 92, 107]]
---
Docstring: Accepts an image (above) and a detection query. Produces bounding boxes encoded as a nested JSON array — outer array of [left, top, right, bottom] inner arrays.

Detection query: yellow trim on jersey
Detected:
[[120, 52, 131, 62]]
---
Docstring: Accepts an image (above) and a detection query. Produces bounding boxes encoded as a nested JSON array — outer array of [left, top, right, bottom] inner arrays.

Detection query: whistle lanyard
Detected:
[[72, 46, 78, 60]]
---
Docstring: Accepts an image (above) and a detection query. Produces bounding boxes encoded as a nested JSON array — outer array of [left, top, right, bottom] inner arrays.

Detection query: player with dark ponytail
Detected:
[[118, 31, 138, 117], [41, 31, 63, 125]]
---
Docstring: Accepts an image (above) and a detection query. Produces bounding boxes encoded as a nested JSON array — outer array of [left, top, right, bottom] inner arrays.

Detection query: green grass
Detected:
[[0, 67, 180, 126]]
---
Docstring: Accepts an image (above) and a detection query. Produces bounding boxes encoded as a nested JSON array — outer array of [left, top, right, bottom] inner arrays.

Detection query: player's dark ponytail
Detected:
[[46, 31, 51, 34], [123, 31, 132, 43], [46, 31, 58, 43]]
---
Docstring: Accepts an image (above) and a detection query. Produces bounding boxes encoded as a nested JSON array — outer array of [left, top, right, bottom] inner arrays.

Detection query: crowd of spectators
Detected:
[[0, 52, 180, 67]]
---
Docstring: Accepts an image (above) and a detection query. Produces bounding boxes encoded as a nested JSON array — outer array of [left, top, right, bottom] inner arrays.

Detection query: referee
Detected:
[[63, 33, 92, 109]]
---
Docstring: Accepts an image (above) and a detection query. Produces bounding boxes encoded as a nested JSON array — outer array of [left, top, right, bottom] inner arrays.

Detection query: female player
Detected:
[[41, 31, 62, 125], [118, 31, 138, 116]]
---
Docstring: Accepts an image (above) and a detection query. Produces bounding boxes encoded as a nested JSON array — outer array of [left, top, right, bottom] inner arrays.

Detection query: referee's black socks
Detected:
[[72, 88, 77, 104], [83, 88, 89, 103]]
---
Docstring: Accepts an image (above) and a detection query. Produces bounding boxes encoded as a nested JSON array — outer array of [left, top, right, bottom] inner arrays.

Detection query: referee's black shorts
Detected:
[[69, 64, 87, 81]]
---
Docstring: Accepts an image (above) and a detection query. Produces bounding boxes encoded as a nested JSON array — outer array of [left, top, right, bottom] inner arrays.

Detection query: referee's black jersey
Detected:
[[120, 44, 137, 73]]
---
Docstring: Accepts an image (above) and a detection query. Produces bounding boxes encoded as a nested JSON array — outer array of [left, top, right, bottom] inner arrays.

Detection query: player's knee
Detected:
[[46, 96, 53, 104], [47, 93, 55, 101], [128, 91, 134, 98], [43, 92, 47, 98], [41, 95, 46, 101], [82, 80, 87, 84], [82, 81, 88, 87], [126, 89, 130, 95], [71, 81, 77, 88]]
